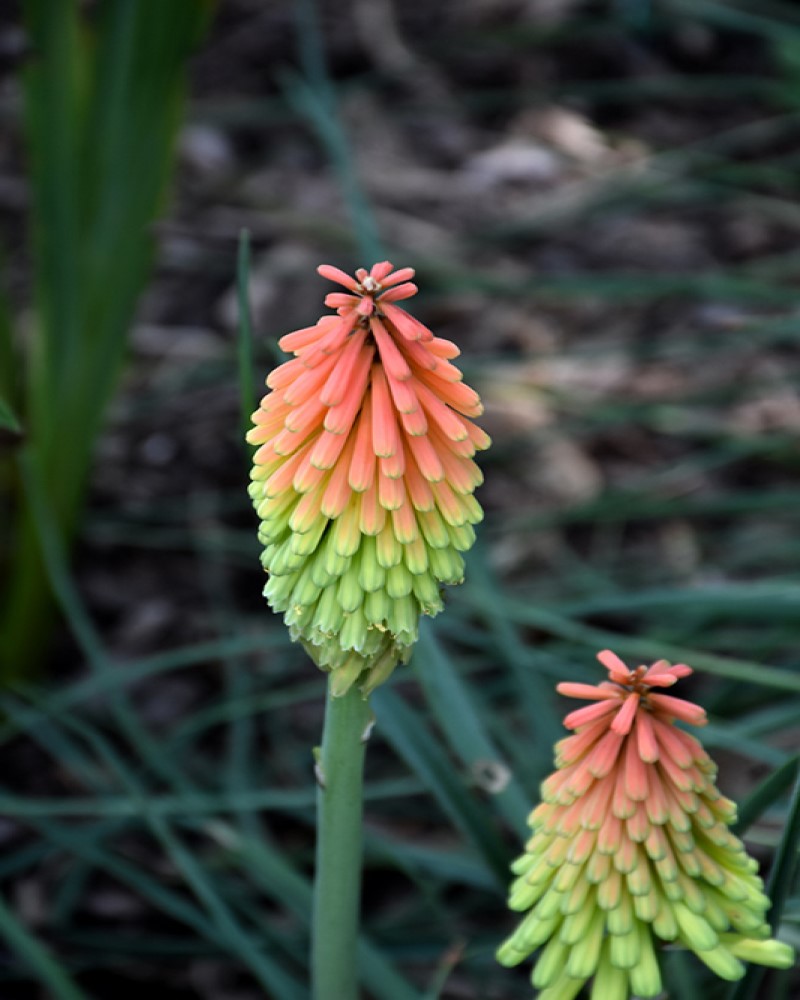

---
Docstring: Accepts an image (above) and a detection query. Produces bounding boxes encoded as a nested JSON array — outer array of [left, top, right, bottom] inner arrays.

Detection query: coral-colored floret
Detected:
[[248, 263, 489, 694], [497, 651, 795, 997]]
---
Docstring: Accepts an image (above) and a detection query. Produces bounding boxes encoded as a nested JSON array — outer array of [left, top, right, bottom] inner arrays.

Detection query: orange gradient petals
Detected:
[[247, 262, 489, 694], [497, 652, 795, 997]]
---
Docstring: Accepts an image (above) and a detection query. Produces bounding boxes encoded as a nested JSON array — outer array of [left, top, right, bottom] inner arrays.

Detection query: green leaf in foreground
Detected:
[[734, 756, 800, 836], [372, 686, 511, 887], [727, 764, 800, 1000], [0, 892, 87, 1000], [236, 227, 256, 441], [0, 393, 21, 435], [412, 625, 530, 836]]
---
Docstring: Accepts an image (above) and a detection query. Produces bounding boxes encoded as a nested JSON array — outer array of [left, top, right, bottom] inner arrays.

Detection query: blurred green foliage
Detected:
[[0, 0, 213, 679]]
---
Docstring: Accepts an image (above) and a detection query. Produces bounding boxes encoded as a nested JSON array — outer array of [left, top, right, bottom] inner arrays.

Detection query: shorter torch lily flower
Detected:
[[497, 650, 794, 999], [246, 262, 489, 694]]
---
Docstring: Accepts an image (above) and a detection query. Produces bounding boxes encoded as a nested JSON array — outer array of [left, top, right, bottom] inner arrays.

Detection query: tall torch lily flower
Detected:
[[246, 262, 489, 695], [497, 651, 794, 1000], [247, 262, 489, 1000]]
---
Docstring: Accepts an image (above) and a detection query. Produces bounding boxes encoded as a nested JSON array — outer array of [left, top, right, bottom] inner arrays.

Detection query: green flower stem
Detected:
[[312, 680, 372, 1000]]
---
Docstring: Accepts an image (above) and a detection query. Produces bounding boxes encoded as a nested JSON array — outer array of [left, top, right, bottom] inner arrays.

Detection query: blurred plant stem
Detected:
[[0, 0, 213, 681], [312, 682, 372, 1000]]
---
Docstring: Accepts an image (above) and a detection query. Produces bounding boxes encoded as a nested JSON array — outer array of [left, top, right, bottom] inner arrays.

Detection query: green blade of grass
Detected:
[[0, 842, 53, 881], [0, 777, 424, 819], [493, 601, 800, 693], [365, 832, 496, 891], [734, 701, 800, 740], [0, 892, 88, 1000], [662, 950, 703, 999], [697, 721, 789, 768], [287, 0, 383, 262], [734, 756, 800, 836], [462, 547, 565, 771], [45, 931, 215, 960], [56, 713, 306, 999], [412, 624, 530, 836], [237, 228, 256, 440], [167, 675, 321, 749], [17, 449, 107, 671], [0, 394, 20, 435], [1, 695, 109, 793], [282, 71, 384, 263], [497, 488, 800, 533], [762, 768, 800, 926], [20, 0, 83, 410], [3, 0, 213, 678], [204, 822, 423, 1000], [18, 448, 204, 796], [11, 631, 288, 732], [667, 0, 800, 41], [0, 255, 15, 407], [24, 814, 218, 942], [372, 686, 511, 887], [727, 765, 800, 1000], [559, 582, 800, 623], [19, 458, 306, 992]]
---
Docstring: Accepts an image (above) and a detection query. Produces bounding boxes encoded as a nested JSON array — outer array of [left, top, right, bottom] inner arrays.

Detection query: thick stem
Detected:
[[312, 680, 371, 1000]]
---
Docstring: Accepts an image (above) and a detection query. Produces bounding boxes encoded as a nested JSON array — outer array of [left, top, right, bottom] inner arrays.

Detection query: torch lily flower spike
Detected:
[[497, 650, 794, 999], [247, 263, 489, 695]]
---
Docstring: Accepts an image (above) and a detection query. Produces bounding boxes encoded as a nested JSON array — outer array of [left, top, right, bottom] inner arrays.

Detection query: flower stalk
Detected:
[[247, 261, 489, 997], [312, 681, 372, 1000]]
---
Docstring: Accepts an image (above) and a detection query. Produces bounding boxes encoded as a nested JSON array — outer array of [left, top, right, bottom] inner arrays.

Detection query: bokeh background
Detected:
[[1, 0, 799, 997]]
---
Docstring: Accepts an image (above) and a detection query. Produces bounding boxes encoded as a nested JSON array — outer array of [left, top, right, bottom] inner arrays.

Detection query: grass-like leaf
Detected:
[[372, 686, 511, 887], [0, 892, 88, 1000], [412, 625, 531, 836], [285, 0, 383, 262], [463, 546, 565, 769], [727, 765, 800, 1000], [734, 756, 800, 836], [0, 395, 20, 436], [237, 228, 257, 441], [496, 601, 800, 693], [1, 0, 213, 678], [57, 712, 307, 999], [206, 822, 423, 1000]]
